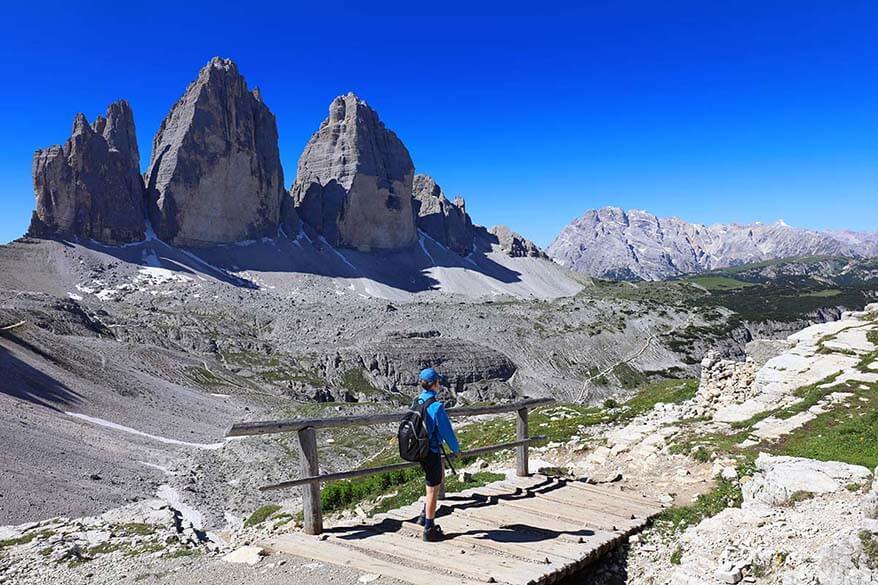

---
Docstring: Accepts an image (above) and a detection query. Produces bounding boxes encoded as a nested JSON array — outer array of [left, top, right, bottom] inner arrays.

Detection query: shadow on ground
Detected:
[[55, 227, 523, 295]]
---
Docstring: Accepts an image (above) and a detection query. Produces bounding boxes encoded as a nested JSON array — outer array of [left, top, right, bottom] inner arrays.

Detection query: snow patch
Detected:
[[65, 412, 225, 450]]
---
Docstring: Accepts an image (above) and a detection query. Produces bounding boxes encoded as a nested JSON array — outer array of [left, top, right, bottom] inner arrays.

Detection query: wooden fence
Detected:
[[226, 397, 555, 535]]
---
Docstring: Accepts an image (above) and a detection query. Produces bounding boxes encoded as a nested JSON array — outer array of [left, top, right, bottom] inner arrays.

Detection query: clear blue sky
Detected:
[[2, 1, 877, 247]]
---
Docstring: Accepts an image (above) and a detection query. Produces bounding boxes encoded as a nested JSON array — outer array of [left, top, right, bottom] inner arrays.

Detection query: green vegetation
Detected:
[[612, 362, 646, 389], [119, 523, 157, 536], [684, 276, 754, 291], [321, 469, 504, 516], [772, 381, 878, 469], [860, 530, 878, 569], [370, 472, 505, 516], [244, 504, 283, 527], [800, 289, 842, 298], [0, 529, 54, 550], [187, 366, 227, 387], [168, 547, 201, 559], [315, 377, 697, 517], [670, 547, 683, 565], [342, 369, 382, 397], [654, 478, 743, 534], [784, 490, 815, 506]]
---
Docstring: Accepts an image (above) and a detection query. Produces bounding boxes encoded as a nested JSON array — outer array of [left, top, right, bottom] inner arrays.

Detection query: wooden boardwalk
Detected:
[[265, 474, 665, 585]]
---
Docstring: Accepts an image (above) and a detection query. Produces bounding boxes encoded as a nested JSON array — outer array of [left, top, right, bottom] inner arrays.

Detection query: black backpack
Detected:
[[397, 396, 437, 462]]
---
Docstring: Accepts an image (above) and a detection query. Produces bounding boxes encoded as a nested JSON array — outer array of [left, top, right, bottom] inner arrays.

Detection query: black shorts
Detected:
[[420, 450, 443, 487]]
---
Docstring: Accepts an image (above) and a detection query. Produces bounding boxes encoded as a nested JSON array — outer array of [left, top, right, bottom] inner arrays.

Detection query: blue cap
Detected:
[[419, 367, 440, 384]]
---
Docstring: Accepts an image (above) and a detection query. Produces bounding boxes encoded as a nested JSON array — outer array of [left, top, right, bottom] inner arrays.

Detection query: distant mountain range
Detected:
[[547, 207, 878, 281]]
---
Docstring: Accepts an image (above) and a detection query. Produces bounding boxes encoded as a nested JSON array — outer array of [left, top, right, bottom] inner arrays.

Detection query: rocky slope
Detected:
[[412, 174, 474, 255], [29, 101, 145, 244], [145, 57, 287, 246], [548, 207, 878, 281], [292, 92, 417, 251]]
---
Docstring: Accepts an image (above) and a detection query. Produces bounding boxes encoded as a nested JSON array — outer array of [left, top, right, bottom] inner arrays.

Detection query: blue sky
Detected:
[[1, 1, 877, 247]]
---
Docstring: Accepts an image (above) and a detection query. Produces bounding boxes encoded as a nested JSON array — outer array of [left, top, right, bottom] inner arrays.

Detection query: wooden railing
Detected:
[[226, 397, 555, 535]]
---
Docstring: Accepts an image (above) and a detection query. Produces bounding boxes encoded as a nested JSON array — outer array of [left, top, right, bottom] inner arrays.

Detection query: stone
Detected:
[[29, 100, 145, 244], [222, 545, 265, 565], [714, 562, 743, 584], [412, 174, 474, 255], [721, 467, 739, 481], [458, 471, 473, 483], [742, 453, 872, 507], [292, 92, 416, 251], [486, 225, 546, 258], [145, 57, 287, 246]]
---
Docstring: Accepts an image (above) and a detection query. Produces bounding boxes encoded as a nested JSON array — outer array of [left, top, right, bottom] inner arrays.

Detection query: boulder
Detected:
[[487, 225, 546, 258], [412, 174, 474, 255], [292, 92, 416, 251], [145, 57, 287, 246], [29, 101, 145, 244], [222, 545, 265, 565], [743, 453, 872, 507]]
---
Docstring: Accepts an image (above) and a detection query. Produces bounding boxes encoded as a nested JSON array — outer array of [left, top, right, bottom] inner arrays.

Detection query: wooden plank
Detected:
[[297, 427, 322, 535], [516, 407, 529, 477], [266, 532, 484, 585], [563, 481, 664, 508], [327, 528, 550, 585], [495, 481, 660, 519], [260, 437, 546, 491], [227, 398, 555, 437], [448, 496, 606, 538], [477, 488, 639, 533], [381, 509, 585, 564]]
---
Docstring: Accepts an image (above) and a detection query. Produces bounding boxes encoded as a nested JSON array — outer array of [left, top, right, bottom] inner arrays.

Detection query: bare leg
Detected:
[[425, 484, 440, 519]]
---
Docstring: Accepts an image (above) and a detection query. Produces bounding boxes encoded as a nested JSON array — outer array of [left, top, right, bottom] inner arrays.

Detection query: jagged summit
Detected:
[[547, 206, 878, 281], [29, 100, 145, 245], [292, 92, 417, 251], [144, 57, 286, 247], [412, 174, 474, 255]]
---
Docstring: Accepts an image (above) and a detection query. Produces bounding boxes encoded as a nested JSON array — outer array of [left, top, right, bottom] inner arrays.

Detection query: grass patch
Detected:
[[187, 366, 227, 387], [860, 530, 878, 569], [654, 478, 742, 534], [800, 289, 842, 297], [1, 530, 55, 550], [119, 523, 157, 536], [784, 490, 815, 506], [245, 504, 283, 527], [341, 369, 382, 397], [684, 276, 753, 291], [670, 546, 683, 565], [771, 381, 878, 469], [370, 471, 505, 516], [168, 547, 200, 559], [322, 469, 422, 513]]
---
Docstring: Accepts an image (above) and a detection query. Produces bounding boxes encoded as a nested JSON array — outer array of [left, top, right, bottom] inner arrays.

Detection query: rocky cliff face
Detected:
[[487, 225, 546, 258], [145, 57, 286, 247], [412, 174, 474, 255], [29, 101, 145, 244], [548, 207, 878, 281], [292, 93, 416, 251]]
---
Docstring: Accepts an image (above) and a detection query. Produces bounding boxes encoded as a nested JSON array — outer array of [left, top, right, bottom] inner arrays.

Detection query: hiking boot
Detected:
[[422, 525, 444, 542], [417, 512, 426, 526]]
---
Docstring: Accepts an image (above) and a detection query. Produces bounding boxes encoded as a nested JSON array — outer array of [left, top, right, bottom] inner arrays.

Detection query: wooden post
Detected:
[[297, 426, 323, 535], [515, 407, 529, 477]]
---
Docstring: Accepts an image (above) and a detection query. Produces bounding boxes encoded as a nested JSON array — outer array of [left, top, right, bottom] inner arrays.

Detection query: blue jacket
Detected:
[[418, 390, 461, 454]]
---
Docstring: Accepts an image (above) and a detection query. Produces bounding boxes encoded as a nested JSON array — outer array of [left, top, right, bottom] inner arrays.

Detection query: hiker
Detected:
[[404, 367, 461, 542]]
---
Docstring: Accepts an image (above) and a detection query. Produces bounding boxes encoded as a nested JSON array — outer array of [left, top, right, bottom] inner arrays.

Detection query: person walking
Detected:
[[414, 367, 461, 542]]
